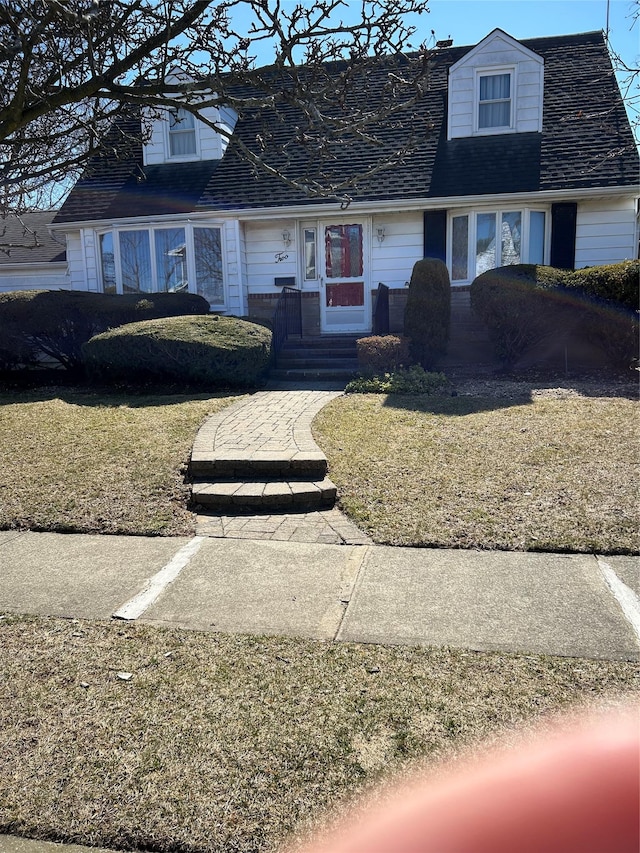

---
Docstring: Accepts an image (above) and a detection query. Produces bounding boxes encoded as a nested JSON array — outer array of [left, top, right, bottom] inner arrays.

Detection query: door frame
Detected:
[[318, 216, 372, 334]]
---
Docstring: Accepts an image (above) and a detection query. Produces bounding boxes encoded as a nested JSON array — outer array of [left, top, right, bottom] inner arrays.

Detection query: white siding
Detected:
[[371, 213, 423, 288], [142, 105, 238, 166], [0, 266, 69, 293], [65, 231, 90, 291], [448, 31, 543, 139], [244, 220, 298, 292], [575, 199, 638, 268], [222, 219, 243, 315]]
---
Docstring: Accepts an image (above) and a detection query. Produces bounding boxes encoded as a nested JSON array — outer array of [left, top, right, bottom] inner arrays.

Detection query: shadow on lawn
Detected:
[[381, 372, 639, 416]]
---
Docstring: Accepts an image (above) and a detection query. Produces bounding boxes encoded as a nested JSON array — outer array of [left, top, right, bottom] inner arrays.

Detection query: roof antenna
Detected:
[[605, 0, 610, 38]]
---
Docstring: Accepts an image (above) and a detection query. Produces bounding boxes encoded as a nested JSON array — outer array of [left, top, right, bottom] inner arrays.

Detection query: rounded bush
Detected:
[[404, 258, 451, 368], [0, 289, 210, 370], [356, 335, 411, 375], [82, 314, 272, 387]]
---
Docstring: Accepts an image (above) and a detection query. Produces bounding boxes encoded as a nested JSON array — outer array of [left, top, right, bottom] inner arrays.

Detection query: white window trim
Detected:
[[447, 207, 550, 285], [96, 222, 227, 309], [164, 109, 200, 162], [474, 66, 516, 135]]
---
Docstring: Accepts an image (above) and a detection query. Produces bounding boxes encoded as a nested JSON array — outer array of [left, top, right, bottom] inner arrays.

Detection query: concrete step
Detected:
[[190, 450, 327, 480], [276, 357, 359, 370], [192, 478, 337, 510], [270, 367, 357, 381]]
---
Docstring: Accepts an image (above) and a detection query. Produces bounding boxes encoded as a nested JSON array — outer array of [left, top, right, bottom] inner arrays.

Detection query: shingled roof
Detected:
[[54, 30, 639, 225], [0, 212, 66, 264]]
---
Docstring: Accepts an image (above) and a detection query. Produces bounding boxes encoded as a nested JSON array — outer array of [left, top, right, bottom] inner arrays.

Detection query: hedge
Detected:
[[82, 314, 272, 388], [470, 262, 639, 369], [404, 258, 451, 368], [0, 290, 210, 370], [356, 335, 411, 375]]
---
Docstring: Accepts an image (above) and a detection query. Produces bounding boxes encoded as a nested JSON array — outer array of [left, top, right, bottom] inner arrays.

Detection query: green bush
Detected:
[[356, 335, 411, 375], [471, 262, 639, 369], [404, 258, 451, 368], [346, 365, 449, 394], [470, 265, 571, 368], [0, 290, 210, 370], [82, 314, 272, 388]]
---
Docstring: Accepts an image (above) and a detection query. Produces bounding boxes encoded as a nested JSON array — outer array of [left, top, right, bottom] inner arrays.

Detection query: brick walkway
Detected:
[[192, 390, 372, 545]]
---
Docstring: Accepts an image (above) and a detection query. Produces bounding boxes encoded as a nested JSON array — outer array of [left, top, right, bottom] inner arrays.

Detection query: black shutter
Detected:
[[423, 210, 447, 262], [550, 203, 577, 269]]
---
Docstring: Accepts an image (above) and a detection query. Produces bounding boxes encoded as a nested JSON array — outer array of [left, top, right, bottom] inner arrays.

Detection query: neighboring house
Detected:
[[0, 212, 68, 293], [52, 29, 639, 337]]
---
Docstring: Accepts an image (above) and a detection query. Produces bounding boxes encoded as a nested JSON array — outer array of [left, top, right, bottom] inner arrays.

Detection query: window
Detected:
[[478, 72, 512, 130], [304, 228, 317, 280], [324, 224, 363, 278], [449, 209, 546, 283], [168, 108, 197, 157], [98, 224, 225, 307]]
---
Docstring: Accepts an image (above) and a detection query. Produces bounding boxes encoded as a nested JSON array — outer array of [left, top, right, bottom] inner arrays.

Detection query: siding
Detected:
[[0, 267, 69, 293], [448, 32, 543, 139], [142, 105, 237, 166], [371, 213, 424, 287], [243, 220, 298, 292], [575, 199, 638, 267]]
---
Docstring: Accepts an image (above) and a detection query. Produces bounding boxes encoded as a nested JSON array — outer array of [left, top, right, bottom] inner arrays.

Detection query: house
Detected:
[[51, 29, 639, 339], [0, 212, 68, 293]]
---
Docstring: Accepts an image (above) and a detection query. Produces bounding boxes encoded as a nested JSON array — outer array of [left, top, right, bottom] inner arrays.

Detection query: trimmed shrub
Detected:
[[346, 365, 449, 394], [356, 335, 411, 375], [566, 262, 639, 368], [404, 258, 451, 368], [82, 314, 272, 388], [470, 265, 571, 368], [471, 262, 639, 369], [0, 290, 210, 370]]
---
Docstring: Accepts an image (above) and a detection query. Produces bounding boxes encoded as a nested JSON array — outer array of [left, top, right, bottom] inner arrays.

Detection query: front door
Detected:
[[320, 221, 370, 333]]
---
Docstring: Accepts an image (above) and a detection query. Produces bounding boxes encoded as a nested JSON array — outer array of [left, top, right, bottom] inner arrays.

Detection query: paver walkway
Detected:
[[191, 389, 371, 544]]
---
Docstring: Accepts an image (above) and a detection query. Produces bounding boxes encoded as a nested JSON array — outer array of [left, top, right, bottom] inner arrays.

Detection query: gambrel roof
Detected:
[[54, 30, 639, 225]]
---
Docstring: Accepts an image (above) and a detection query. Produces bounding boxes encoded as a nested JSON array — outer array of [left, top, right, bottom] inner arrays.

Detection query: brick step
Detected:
[[190, 450, 327, 480], [278, 346, 358, 359], [192, 478, 337, 510], [270, 367, 357, 381], [276, 357, 359, 370]]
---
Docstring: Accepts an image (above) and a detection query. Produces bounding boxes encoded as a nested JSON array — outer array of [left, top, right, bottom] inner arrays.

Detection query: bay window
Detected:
[[448, 208, 546, 283], [98, 223, 225, 307]]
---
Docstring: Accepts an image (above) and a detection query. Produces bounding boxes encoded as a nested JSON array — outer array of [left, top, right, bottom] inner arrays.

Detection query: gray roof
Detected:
[[55, 30, 639, 225], [0, 212, 66, 263]]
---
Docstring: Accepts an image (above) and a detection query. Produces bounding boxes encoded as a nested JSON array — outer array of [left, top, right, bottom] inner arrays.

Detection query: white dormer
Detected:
[[141, 71, 238, 166], [447, 29, 544, 140]]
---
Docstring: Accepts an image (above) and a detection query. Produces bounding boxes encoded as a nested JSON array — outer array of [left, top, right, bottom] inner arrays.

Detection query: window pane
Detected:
[[476, 213, 496, 276], [304, 228, 317, 279], [155, 228, 187, 292], [119, 230, 152, 293], [169, 108, 196, 156], [529, 211, 546, 264], [479, 101, 510, 128], [325, 225, 363, 278], [194, 227, 224, 305], [501, 211, 521, 266], [99, 232, 116, 294], [326, 281, 364, 307], [480, 74, 510, 101], [452, 215, 469, 281]]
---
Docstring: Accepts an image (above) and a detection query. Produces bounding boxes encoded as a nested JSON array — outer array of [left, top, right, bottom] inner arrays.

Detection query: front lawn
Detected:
[[0, 389, 241, 536], [0, 615, 637, 853], [313, 385, 639, 553]]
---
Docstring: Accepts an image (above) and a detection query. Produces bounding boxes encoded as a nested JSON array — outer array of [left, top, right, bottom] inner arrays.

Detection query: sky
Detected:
[[228, 0, 639, 126]]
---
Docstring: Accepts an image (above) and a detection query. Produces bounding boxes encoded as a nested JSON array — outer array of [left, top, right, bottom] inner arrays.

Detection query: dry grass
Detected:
[[0, 615, 637, 853], [313, 387, 639, 553], [0, 389, 241, 536]]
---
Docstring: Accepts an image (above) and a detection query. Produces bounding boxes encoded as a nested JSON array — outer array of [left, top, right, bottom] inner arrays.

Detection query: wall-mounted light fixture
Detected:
[[282, 228, 291, 248], [376, 226, 386, 244]]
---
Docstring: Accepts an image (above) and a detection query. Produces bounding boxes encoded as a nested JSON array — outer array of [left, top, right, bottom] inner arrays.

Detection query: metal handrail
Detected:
[[272, 286, 302, 354]]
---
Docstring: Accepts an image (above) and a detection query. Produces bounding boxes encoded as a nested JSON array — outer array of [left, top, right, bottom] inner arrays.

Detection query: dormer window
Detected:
[[168, 108, 197, 157], [478, 71, 513, 131]]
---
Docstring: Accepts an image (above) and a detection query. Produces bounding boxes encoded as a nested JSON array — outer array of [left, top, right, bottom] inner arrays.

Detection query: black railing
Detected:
[[272, 286, 302, 354], [372, 282, 390, 335]]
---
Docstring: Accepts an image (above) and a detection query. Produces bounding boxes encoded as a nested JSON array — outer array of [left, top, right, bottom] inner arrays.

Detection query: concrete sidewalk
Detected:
[[1, 529, 638, 661]]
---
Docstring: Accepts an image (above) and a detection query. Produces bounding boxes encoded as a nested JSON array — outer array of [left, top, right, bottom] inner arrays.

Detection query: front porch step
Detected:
[[269, 367, 358, 381], [192, 477, 337, 510], [276, 356, 359, 370], [190, 450, 327, 480]]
